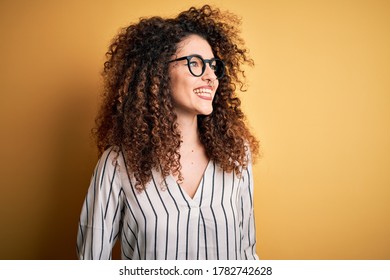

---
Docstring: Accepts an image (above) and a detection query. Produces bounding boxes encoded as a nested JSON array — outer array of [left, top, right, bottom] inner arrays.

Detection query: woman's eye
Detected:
[[189, 61, 199, 67]]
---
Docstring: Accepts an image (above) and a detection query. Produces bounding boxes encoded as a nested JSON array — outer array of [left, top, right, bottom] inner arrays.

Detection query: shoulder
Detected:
[[100, 146, 121, 162], [94, 146, 125, 176], [87, 147, 127, 194]]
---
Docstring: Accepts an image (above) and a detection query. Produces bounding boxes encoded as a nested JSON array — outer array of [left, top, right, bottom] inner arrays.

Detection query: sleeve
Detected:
[[240, 156, 259, 260], [76, 148, 124, 260]]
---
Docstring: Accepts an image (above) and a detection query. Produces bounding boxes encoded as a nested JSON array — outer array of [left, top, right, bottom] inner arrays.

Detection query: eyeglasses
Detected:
[[169, 55, 225, 79]]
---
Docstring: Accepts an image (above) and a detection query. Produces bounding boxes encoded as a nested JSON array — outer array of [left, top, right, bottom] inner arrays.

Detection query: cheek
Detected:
[[169, 67, 198, 97], [169, 77, 187, 105], [170, 80, 185, 100], [172, 78, 196, 96], [168, 73, 180, 96]]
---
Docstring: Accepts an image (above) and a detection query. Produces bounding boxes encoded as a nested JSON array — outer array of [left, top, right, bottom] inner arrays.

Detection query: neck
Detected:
[[176, 114, 201, 149]]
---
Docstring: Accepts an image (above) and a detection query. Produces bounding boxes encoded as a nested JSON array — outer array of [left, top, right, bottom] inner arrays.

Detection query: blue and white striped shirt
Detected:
[[77, 147, 258, 260]]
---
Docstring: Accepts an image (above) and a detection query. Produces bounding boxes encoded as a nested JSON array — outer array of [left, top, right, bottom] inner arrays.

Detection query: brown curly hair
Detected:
[[93, 5, 259, 190]]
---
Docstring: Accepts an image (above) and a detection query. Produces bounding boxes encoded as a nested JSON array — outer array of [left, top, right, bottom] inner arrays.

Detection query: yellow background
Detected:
[[0, 0, 389, 259]]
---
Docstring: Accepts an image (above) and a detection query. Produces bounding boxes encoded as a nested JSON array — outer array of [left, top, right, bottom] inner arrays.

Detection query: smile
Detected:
[[193, 88, 212, 99]]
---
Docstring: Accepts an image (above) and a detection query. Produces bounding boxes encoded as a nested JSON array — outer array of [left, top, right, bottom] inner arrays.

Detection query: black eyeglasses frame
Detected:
[[168, 54, 225, 79]]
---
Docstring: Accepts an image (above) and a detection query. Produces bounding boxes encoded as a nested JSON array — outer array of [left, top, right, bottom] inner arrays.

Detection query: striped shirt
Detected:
[[77, 147, 258, 260]]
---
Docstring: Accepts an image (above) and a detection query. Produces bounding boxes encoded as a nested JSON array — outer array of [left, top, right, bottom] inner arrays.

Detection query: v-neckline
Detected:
[[170, 159, 212, 204]]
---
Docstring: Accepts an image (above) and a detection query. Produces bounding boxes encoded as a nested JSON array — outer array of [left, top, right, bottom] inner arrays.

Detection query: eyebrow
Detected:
[[177, 54, 216, 60]]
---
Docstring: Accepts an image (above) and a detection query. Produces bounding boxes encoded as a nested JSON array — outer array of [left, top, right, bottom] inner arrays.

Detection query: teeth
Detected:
[[194, 88, 212, 96]]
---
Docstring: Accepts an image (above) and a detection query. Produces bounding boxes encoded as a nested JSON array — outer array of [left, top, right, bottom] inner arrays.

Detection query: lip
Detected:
[[194, 85, 213, 91], [195, 85, 213, 90], [197, 95, 212, 100]]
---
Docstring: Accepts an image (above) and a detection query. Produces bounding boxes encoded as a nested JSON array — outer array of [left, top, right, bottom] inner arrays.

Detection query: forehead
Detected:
[[175, 34, 214, 58]]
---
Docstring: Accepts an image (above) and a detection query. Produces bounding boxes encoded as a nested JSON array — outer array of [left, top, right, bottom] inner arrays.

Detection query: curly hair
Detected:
[[93, 5, 259, 191]]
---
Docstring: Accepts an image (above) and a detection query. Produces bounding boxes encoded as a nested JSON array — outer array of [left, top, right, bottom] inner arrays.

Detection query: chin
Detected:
[[198, 108, 213, 116]]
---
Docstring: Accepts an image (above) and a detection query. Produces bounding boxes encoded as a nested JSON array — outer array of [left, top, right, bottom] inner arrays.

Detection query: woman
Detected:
[[77, 5, 259, 260]]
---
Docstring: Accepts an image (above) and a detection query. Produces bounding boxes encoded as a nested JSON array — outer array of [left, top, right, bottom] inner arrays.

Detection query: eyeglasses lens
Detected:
[[212, 60, 224, 79], [188, 56, 224, 79], [188, 56, 204, 76]]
